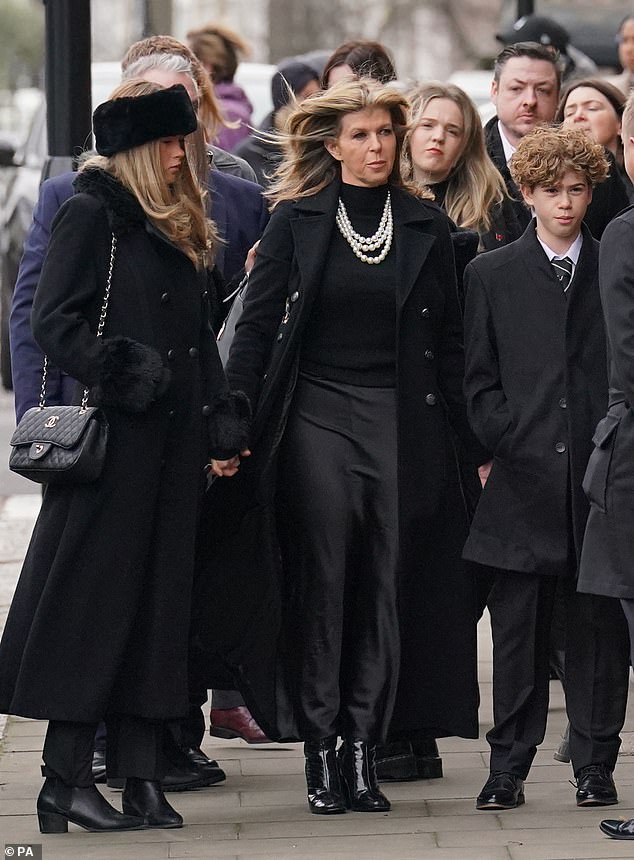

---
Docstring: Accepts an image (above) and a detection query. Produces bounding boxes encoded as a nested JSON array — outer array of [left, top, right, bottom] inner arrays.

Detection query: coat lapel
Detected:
[[392, 188, 436, 310], [289, 181, 338, 295]]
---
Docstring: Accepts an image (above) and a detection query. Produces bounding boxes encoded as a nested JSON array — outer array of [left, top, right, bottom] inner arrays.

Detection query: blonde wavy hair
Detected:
[[267, 77, 425, 207], [83, 79, 218, 269], [510, 125, 609, 190], [402, 82, 507, 232]]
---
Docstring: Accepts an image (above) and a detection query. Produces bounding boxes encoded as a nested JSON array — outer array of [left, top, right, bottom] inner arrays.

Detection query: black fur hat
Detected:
[[93, 84, 198, 156]]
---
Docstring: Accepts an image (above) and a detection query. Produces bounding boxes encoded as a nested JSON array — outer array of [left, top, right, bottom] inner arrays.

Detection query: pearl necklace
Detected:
[[336, 191, 393, 265]]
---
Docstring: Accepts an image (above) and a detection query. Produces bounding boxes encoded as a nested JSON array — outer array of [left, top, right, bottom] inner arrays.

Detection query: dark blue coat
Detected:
[[10, 169, 268, 420]]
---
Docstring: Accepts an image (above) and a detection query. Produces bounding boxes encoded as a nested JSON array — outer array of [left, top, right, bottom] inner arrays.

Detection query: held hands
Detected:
[[210, 448, 251, 478]]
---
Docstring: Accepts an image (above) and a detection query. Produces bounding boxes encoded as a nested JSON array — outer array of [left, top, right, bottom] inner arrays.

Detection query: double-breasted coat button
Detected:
[[277, 332, 284, 341], [558, 397, 567, 409], [202, 405, 211, 416], [425, 393, 437, 406], [424, 349, 435, 361], [189, 347, 199, 358], [202, 290, 208, 299], [555, 441, 567, 453], [168, 410, 175, 418], [290, 291, 300, 302], [161, 292, 170, 304], [167, 349, 175, 361], [421, 307, 430, 318]]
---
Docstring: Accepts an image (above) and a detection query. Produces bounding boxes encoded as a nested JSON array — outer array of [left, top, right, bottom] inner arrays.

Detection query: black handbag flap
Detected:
[[10, 406, 102, 450], [28, 441, 53, 459]]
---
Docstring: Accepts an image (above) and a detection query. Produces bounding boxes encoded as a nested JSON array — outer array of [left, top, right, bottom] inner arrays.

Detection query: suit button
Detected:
[[555, 441, 567, 454], [425, 393, 437, 406], [168, 409, 175, 418], [421, 307, 430, 318], [202, 290, 208, 299], [161, 292, 170, 304], [167, 349, 175, 361], [290, 290, 300, 302], [202, 405, 211, 416], [277, 332, 284, 341], [559, 397, 567, 409], [424, 349, 435, 361], [189, 347, 199, 358]]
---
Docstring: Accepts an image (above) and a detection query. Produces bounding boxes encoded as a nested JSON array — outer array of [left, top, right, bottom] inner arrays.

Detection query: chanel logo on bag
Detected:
[[43, 416, 59, 428]]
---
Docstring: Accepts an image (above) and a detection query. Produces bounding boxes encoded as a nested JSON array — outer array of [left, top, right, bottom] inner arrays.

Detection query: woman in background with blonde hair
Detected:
[[403, 81, 519, 251]]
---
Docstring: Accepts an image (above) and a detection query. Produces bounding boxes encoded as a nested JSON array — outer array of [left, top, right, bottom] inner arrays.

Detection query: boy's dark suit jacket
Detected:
[[463, 221, 607, 574], [579, 204, 634, 599]]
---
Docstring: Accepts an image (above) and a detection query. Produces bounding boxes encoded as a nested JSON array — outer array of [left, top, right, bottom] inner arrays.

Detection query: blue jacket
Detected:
[[10, 169, 268, 420]]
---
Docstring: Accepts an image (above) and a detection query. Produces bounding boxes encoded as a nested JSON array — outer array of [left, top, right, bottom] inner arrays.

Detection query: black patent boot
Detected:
[[122, 778, 183, 828], [304, 736, 346, 815], [339, 739, 391, 812], [37, 777, 145, 833]]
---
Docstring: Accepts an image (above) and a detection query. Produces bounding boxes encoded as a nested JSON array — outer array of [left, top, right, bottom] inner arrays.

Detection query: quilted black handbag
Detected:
[[9, 235, 116, 484]]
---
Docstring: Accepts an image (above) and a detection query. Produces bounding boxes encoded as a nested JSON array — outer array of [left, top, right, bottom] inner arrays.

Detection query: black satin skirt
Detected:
[[276, 373, 400, 743]]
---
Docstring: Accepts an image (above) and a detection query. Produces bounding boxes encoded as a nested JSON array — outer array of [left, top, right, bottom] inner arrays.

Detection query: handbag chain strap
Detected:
[[39, 234, 117, 411]]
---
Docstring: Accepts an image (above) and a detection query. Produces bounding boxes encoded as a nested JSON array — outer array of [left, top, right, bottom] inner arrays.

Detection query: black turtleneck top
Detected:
[[300, 182, 397, 387]]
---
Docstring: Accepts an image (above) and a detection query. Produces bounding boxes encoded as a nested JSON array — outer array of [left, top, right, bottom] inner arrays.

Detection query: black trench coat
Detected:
[[192, 180, 488, 741], [463, 222, 607, 574], [0, 169, 245, 723]]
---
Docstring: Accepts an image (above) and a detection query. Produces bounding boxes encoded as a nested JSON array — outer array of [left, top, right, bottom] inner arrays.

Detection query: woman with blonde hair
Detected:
[[198, 77, 487, 816], [0, 79, 249, 833], [403, 81, 519, 250]]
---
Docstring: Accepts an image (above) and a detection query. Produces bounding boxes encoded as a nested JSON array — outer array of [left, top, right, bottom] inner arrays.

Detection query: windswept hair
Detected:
[[510, 126, 609, 189], [82, 79, 218, 269], [267, 77, 421, 207], [187, 22, 251, 83], [402, 81, 507, 232], [321, 39, 397, 88], [121, 35, 226, 142]]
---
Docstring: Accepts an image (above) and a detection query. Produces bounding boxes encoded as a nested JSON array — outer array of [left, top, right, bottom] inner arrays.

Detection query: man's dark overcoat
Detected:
[[0, 169, 246, 723], [192, 179, 488, 742], [463, 221, 607, 574], [579, 205, 634, 599]]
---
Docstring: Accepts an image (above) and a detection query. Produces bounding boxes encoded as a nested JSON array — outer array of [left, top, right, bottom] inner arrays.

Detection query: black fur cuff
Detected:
[[207, 390, 252, 459], [92, 336, 171, 413]]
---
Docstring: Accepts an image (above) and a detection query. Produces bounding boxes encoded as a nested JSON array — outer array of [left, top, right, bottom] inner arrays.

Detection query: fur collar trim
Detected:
[[74, 168, 147, 236]]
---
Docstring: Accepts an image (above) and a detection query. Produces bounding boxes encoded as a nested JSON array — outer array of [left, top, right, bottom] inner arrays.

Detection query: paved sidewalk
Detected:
[[1, 494, 634, 859]]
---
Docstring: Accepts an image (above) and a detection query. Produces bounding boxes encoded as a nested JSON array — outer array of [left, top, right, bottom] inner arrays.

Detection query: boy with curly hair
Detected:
[[463, 126, 630, 812]]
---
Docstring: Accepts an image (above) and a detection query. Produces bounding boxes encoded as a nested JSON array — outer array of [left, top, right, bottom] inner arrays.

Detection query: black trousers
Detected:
[[487, 570, 629, 778], [43, 717, 166, 786], [277, 374, 400, 743]]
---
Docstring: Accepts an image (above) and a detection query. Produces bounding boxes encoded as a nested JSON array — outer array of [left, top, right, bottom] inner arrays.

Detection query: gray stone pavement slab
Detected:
[[2, 494, 634, 858]]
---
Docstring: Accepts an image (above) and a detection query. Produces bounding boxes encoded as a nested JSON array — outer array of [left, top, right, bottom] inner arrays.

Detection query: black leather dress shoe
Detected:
[[600, 817, 634, 839], [412, 738, 444, 780], [108, 763, 219, 793], [92, 750, 107, 784], [476, 772, 525, 810], [180, 747, 226, 784], [375, 741, 418, 782], [575, 764, 618, 806]]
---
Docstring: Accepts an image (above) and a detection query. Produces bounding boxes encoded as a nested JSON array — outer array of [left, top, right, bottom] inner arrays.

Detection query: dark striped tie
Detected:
[[552, 256, 573, 293]]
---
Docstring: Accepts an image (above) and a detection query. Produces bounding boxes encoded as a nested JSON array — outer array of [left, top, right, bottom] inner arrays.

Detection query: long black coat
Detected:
[[483, 117, 629, 244], [0, 169, 247, 722], [192, 180, 488, 741], [579, 205, 634, 599], [463, 222, 607, 574]]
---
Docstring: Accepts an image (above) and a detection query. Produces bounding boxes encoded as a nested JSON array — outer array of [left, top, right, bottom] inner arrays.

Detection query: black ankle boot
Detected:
[[339, 739, 391, 812], [37, 777, 145, 833], [122, 778, 183, 828], [304, 736, 346, 815]]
